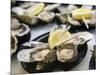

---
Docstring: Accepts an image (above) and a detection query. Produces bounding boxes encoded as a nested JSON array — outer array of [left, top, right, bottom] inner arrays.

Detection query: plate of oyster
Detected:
[[17, 29, 93, 73], [11, 1, 96, 74]]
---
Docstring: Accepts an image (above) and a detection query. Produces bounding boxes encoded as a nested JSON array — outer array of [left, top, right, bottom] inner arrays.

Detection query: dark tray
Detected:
[[20, 32, 88, 73]]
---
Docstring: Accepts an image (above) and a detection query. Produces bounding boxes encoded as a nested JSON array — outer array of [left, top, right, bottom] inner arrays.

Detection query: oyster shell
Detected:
[[17, 42, 56, 71], [38, 11, 55, 23], [11, 7, 25, 16], [56, 32, 93, 63], [11, 23, 31, 44], [11, 34, 18, 55]]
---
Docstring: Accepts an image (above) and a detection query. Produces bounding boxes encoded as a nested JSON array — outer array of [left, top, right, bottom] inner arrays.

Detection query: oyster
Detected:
[[11, 22, 31, 44], [17, 43, 56, 71], [56, 32, 93, 62], [17, 44, 49, 62], [18, 3, 42, 25], [57, 43, 78, 62], [11, 34, 18, 55], [11, 7, 25, 16], [57, 5, 78, 14], [38, 11, 55, 23]]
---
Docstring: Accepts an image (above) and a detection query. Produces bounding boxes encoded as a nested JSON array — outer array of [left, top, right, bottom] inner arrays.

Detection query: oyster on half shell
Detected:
[[57, 43, 78, 62], [38, 11, 55, 23], [17, 43, 56, 71], [17, 43, 49, 62], [56, 32, 93, 63], [11, 21, 31, 44]]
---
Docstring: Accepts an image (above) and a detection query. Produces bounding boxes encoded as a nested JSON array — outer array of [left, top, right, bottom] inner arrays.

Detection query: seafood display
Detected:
[[11, 1, 96, 74]]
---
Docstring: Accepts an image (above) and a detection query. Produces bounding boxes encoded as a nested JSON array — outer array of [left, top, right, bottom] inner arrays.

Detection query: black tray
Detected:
[[21, 32, 88, 73]]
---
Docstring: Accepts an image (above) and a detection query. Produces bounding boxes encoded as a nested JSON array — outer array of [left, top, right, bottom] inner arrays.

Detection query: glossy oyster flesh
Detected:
[[57, 43, 78, 62], [56, 32, 93, 63], [17, 43, 49, 62], [17, 43, 56, 71], [38, 11, 55, 23]]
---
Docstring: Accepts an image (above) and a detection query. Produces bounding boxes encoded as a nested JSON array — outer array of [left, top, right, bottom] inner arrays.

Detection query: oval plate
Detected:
[[21, 32, 88, 73]]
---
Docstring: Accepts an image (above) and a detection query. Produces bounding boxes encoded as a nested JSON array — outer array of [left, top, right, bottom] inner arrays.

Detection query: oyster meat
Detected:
[[57, 43, 78, 62], [38, 11, 55, 23], [17, 44, 49, 62]]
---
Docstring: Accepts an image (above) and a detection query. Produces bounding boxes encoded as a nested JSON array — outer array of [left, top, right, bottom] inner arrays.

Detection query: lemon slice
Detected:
[[72, 8, 92, 20], [48, 29, 71, 49], [27, 3, 45, 17]]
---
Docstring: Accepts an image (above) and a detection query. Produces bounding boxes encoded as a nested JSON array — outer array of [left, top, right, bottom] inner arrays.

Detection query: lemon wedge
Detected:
[[26, 3, 45, 17], [72, 8, 92, 20], [48, 29, 71, 49]]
